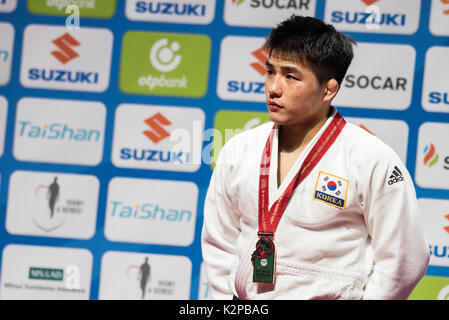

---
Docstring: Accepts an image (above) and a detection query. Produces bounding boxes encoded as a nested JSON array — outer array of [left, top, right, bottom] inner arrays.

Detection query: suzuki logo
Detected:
[[443, 0, 449, 15], [358, 124, 375, 135], [51, 33, 80, 64], [361, 0, 380, 5], [142, 112, 172, 143], [444, 214, 449, 234], [250, 47, 269, 76]]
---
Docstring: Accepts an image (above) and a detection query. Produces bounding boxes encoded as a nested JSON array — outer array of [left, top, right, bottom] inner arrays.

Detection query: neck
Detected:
[[278, 107, 332, 153]]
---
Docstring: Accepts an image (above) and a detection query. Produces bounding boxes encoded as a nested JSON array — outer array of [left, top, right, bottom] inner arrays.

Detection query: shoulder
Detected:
[[341, 121, 402, 164]]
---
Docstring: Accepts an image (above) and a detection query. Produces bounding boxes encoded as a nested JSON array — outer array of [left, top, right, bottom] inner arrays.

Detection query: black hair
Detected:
[[264, 15, 356, 86]]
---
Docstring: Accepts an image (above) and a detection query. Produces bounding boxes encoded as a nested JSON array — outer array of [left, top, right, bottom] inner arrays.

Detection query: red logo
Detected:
[[142, 113, 172, 143], [443, 0, 449, 15], [250, 47, 269, 76], [358, 124, 375, 136], [361, 0, 380, 5], [444, 214, 449, 234], [51, 33, 80, 64]]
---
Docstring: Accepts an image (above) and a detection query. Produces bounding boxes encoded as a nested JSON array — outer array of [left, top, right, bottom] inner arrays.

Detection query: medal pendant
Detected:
[[251, 236, 275, 283]]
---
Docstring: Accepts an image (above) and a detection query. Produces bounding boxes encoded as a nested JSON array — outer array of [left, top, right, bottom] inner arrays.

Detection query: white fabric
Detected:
[[201, 108, 429, 300]]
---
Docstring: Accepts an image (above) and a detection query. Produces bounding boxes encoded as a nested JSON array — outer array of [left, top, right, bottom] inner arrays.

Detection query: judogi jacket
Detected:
[[201, 108, 429, 300]]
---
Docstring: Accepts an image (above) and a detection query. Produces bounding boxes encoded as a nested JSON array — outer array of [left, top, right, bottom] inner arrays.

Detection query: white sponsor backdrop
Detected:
[[0, 0, 448, 300]]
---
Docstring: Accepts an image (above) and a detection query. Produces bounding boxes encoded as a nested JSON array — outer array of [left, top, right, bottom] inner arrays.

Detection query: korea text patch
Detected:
[[314, 171, 349, 209]]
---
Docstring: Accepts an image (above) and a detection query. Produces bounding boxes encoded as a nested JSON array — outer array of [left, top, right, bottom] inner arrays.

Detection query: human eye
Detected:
[[286, 74, 299, 80]]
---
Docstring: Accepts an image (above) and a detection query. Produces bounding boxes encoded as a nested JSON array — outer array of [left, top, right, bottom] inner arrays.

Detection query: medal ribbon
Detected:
[[258, 112, 346, 234]]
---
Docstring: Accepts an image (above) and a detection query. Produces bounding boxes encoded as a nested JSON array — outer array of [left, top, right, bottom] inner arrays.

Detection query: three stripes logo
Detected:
[[250, 47, 269, 76], [388, 165, 404, 185], [51, 33, 80, 65], [142, 112, 172, 144], [423, 143, 439, 167]]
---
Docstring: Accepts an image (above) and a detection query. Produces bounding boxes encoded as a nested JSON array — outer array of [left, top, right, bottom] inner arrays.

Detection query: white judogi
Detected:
[[201, 108, 429, 300]]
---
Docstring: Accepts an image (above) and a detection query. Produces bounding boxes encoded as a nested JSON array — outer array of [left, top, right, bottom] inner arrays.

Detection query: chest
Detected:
[[277, 148, 304, 188]]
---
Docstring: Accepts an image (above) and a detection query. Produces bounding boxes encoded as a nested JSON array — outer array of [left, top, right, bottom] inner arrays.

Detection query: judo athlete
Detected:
[[201, 15, 429, 300]]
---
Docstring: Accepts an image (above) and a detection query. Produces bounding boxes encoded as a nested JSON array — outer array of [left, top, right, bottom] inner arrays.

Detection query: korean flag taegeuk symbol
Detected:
[[313, 171, 349, 209]]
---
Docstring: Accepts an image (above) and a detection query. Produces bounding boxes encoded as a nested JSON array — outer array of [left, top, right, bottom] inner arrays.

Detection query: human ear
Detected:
[[323, 79, 339, 102]]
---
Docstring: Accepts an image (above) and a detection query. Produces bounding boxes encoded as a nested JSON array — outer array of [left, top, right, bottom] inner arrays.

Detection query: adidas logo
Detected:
[[388, 166, 404, 185]]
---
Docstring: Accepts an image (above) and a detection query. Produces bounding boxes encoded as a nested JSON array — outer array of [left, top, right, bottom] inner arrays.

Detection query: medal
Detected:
[[253, 110, 346, 283], [251, 235, 275, 283]]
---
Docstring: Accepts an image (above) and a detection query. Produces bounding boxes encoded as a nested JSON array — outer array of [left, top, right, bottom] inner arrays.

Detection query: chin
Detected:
[[268, 111, 288, 125]]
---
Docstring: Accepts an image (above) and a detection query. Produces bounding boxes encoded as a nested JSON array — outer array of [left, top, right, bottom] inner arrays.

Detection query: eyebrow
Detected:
[[265, 61, 302, 75]]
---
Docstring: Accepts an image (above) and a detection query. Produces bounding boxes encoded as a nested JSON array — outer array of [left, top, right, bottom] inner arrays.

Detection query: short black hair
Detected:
[[264, 15, 356, 86]]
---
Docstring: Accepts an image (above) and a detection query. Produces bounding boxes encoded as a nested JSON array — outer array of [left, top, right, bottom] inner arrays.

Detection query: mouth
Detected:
[[267, 100, 283, 111]]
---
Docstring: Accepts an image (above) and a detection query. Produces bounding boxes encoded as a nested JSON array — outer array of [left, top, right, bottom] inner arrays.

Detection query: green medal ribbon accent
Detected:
[[252, 236, 275, 283]]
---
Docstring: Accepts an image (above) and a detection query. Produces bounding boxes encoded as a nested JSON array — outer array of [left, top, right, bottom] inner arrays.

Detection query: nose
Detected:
[[265, 74, 282, 98]]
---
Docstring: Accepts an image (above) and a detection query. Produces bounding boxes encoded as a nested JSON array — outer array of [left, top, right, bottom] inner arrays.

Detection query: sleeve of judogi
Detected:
[[201, 142, 241, 300], [362, 149, 430, 300]]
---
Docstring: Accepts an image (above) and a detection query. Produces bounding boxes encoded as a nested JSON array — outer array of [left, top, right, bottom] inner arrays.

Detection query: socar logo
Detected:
[[423, 143, 439, 167]]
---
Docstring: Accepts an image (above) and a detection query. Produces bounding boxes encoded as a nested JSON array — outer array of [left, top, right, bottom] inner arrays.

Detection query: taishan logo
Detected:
[[143, 113, 172, 144], [424, 143, 439, 167], [232, 0, 245, 5], [17, 121, 101, 142], [51, 33, 80, 65], [250, 47, 269, 76]]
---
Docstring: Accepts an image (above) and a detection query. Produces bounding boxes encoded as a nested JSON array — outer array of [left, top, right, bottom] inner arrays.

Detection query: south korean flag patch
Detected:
[[314, 171, 349, 209]]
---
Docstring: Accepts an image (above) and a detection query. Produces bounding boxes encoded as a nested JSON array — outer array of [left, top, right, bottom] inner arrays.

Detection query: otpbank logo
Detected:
[[324, 0, 421, 34], [415, 122, 449, 190], [217, 36, 268, 102], [13, 97, 106, 166], [0, 0, 17, 12], [99, 251, 191, 300], [422, 47, 449, 113], [111, 104, 205, 172], [20, 25, 113, 92], [125, 0, 215, 24], [119, 31, 211, 98], [104, 177, 198, 246], [27, 0, 116, 18], [430, 0, 449, 36], [211, 110, 271, 168], [346, 117, 409, 163], [0, 22, 14, 86], [418, 198, 449, 267], [6, 170, 99, 239], [224, 0, 316, 28], [332, 42, 415, 110]]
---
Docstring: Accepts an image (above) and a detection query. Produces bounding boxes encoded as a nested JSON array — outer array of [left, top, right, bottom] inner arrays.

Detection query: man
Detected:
[[201, 15, 429, 300]]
